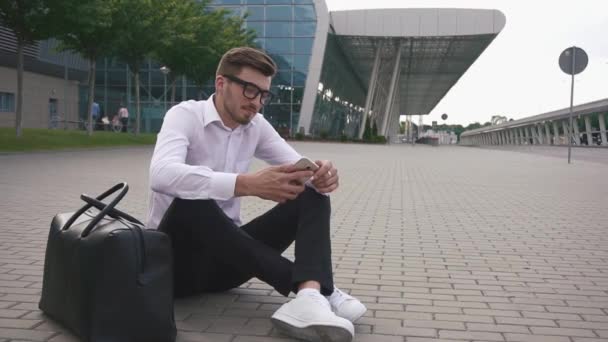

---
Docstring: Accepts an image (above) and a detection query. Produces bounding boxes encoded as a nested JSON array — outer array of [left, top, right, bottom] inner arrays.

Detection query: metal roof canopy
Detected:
[[329, 8, 506, 115]]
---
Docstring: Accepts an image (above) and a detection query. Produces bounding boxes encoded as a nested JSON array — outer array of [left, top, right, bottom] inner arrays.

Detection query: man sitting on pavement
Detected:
[[147, 47, 366, 342]]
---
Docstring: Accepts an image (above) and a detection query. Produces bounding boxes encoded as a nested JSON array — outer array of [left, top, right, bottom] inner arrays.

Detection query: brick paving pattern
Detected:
[[1, 143, 607, 341]]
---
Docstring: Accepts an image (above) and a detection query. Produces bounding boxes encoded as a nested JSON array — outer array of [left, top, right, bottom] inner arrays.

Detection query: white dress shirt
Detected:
[[147, 96, 302, 229]]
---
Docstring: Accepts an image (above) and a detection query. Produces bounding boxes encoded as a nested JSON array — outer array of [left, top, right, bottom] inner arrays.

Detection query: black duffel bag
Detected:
[[39, 183, 176, 342]]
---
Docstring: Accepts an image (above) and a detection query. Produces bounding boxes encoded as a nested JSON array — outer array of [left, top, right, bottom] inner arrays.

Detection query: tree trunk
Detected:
[[15, 38, 24, 137], [134, 70, 141, 135], [87, 58, 97, 136]]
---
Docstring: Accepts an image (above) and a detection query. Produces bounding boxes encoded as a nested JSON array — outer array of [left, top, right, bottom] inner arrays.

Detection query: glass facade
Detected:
[[91, 0, 317, 135], [310, 34, 367, 138], [212, 0, 317, 137]]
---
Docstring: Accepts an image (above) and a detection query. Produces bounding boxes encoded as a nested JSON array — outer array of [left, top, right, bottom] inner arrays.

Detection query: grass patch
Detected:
[[0, 127, 157, 152]]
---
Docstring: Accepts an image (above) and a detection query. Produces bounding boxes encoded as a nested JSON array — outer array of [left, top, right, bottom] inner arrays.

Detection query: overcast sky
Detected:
[[325, 0, 608, 126]]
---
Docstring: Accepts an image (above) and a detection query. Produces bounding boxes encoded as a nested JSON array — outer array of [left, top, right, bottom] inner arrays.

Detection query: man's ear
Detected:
[[215, 75, 225, 91]]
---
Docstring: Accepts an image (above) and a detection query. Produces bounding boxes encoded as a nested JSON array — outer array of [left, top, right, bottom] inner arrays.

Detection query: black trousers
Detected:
[[120, 118, 128, 132], [157, 187, 334, 298]]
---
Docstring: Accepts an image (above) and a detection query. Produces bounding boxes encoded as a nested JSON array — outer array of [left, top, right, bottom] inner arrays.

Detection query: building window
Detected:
[[294, 5, 315, 21], [266, 6, 292, 21], [0, 92, 15, 112], [245, 6, 264, 20]]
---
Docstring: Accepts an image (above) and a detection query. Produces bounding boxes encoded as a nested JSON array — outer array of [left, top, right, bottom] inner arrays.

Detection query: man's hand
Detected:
[[235, 164, 314, 203], [311, 160, 339, 194]]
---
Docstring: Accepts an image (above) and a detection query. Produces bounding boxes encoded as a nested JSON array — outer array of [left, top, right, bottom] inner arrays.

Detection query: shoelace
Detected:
[[328, 288, 353, 308]]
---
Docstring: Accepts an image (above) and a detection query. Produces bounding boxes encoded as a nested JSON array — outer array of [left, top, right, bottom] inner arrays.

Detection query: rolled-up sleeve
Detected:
[[149, 106, 237, 200]]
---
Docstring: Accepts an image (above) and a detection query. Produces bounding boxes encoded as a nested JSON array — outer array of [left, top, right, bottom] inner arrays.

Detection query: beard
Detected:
[[223, 88, 257, 125]]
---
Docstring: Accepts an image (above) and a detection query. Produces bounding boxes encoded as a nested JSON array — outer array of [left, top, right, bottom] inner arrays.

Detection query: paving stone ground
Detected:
[[1, 142, 607, 342]]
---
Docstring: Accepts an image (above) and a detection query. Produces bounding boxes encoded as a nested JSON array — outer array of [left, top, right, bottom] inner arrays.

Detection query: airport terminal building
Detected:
[[0, 0, 505, 138]]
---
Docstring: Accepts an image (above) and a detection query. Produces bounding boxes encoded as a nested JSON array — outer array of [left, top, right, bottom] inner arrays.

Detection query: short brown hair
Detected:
[[216, 47, 277, 77]]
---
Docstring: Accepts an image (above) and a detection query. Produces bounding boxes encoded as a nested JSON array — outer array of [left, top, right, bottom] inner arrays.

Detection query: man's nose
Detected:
[[248, 94, 262, 108]]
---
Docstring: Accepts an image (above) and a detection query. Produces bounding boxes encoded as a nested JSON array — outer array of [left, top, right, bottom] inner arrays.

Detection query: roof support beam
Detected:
[[381, 40, 403, 137], [358, 41, 383, 139]]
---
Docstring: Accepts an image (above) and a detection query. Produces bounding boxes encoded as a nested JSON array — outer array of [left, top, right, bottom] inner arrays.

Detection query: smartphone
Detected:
[[293, 157, 319, 171], [292, 157, 318, 184]]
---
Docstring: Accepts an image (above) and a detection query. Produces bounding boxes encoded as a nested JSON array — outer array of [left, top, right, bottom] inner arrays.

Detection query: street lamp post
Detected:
[[160, 66, 171, 112]]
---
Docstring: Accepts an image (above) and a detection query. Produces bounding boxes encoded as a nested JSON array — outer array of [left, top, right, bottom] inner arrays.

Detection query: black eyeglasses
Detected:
[[222, 74, 274, 105]]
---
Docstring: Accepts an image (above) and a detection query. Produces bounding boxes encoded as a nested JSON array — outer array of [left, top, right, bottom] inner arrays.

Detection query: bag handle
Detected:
[[61, 183, 129, 237], [80, 195, 143, 226], [79, 186, 149, 284]]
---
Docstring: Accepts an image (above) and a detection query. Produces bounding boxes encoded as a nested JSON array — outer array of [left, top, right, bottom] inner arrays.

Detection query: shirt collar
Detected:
[[202, 94, 223, 128], [204, 94, 257, 131]]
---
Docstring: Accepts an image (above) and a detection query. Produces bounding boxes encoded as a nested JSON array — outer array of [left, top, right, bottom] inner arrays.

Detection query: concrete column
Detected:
[[562, 120, 570, 145], [524, 126, 531, 145], [386, 91, 401, 139], [527, 126, 534, 144], [498, 132, 503, 145], [584, 115, 593, 146], [599, 113, 608, 146], [380, 41, 403, 137], [517, 128, 523, 145], [544, 123, 552, 145], [536, 124, 544, 145], [572, 117, 581, 145], [552, 121, 560, 145], [510, 130, 515, 145], [358, 42, 383, 139]]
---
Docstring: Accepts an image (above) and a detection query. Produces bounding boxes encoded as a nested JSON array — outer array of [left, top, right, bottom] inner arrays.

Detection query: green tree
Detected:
[[153, 0, 203, 105], [0, 0, 53, 137], [111, 0, 176, 135], [184, 8, 256, 99], [465, 122, 483, 130], [452, 124, 465, 141], [49, 0, 115, 135]]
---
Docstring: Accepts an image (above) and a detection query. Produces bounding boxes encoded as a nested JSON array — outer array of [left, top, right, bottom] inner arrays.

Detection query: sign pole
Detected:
[[567, 47, 575, 164], [559, 46, 587, 164]]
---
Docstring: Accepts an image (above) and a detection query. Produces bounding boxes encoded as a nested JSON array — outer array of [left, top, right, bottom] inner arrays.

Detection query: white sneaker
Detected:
[[271, 289, 354, 342], [327, 288, 367, 322]]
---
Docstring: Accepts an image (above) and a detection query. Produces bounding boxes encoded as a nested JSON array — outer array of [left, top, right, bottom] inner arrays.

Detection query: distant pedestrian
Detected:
[[91, 102, 101, 130], [118, 104, 129, 132]]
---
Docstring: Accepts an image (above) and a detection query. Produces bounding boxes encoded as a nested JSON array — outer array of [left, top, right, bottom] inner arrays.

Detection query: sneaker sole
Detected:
[[271, 314, 353, 342]]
